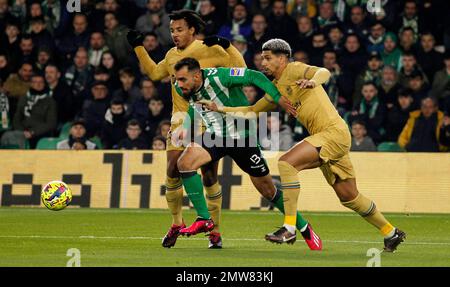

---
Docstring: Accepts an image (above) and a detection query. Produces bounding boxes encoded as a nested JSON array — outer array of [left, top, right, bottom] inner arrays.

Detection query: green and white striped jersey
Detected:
[[175, 67, 281, 139]]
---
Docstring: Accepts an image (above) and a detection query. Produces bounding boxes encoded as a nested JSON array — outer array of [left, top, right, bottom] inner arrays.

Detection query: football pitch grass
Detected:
[[0, 208, 449, 267]]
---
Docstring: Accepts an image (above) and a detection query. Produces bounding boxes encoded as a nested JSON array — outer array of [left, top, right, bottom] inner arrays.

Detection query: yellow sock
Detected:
[[165, 177, 184, 226], [205, 182, 222, 233], [341, 193, 395, 237], [278, 161, 300, 227]]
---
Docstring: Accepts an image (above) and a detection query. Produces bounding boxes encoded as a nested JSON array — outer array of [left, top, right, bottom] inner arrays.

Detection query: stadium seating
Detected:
[[36, 136, 104, 150], [0, 140, 30, 149], [377, 142, 405, 152], [36, 137, 61, 150], [89, 136, 103, 149], [59, 122, 72, 139], [0, 144, 22, 149]]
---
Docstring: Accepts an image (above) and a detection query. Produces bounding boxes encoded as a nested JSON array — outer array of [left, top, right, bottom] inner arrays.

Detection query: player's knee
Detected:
[[277, 160, 298, 175], [176, 156, 191, 172], [278, 154, 296, 168], [167, 152, 182, 177], [337, 189, 358, 202], [177, 150, 199, 172], [279, 153, 289, 163], [334, 178, 359, 202], [260, 186, 275, 200], [252, 176, 276, 200]]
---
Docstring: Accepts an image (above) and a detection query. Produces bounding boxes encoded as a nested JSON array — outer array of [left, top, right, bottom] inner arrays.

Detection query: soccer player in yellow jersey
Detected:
[[208, 39, 406, 252], [127, 10, 246, 249]]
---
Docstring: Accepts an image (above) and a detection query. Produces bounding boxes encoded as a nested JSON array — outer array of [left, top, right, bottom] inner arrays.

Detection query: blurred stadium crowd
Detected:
[[0, 0, 449, 152]]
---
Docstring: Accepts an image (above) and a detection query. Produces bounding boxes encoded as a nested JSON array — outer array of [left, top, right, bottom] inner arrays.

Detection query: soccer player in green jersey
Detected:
[[170, 57, 322, 250]]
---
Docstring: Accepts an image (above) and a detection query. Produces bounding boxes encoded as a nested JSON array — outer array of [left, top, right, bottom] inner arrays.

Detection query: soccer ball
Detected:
[[41, 181, 72, 211]]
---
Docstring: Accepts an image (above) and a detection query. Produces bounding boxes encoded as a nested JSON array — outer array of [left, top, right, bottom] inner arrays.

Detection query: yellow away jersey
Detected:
[[134, 40, 246, 119], [273, 62, 346, 135]]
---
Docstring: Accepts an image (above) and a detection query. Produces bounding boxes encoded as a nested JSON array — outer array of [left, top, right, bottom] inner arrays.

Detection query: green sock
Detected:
[[271, 188, 308, 231], [180, 171, 211, 219]]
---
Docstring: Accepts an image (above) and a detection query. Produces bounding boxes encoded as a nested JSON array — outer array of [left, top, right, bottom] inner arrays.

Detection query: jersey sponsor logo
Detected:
[[230, 68, 245, 77]]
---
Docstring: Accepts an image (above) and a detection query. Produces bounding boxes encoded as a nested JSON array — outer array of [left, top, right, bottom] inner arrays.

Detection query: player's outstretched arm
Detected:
[[200, 97, 276, 119], [127, 30, 169, 81], [223, 68, 297, 115], [224, 43, 247, 68], [202, 36, 247, 68], [203, 35, 230, 49], [224, 68, 282, 103]]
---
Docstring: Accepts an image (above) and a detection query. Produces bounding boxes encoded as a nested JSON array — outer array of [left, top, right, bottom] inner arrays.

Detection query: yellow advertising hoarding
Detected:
[[1, 150, 449, 213]]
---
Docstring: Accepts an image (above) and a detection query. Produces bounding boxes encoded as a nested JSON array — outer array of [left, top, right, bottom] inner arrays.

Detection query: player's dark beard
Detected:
[[182, 83, 201, 101], [181, 89, 195, 101]]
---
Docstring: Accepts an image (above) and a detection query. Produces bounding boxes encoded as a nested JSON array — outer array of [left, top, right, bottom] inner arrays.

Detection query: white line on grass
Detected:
[[0, 235, 449, 246], [1, 208, 447, 218]]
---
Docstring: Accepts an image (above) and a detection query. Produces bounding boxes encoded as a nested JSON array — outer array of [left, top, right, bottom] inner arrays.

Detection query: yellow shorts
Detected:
[[166, 117, 207, 152], [166, 122, 186, 152], [304, 125, 355, 186]]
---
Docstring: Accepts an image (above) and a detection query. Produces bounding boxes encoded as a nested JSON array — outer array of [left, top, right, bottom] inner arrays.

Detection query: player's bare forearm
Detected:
[[134, 46, 168, 81]]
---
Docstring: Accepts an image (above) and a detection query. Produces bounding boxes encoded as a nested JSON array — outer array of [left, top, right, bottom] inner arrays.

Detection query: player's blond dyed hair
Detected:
[[262, 38, 292, 58]]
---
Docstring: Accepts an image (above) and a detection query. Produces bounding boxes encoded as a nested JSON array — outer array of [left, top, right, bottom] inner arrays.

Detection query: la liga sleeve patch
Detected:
[[230, 67, 245, 76]]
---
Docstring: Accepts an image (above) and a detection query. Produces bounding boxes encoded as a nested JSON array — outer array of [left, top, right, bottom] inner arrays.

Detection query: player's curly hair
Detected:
[[262, 38, 292, 58], [168, 9, 206, 35]]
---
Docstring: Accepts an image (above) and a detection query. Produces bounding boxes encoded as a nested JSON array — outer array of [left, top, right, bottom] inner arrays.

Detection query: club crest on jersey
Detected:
[[230, 68, 245, 77], [286, 86, 292, 95]]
